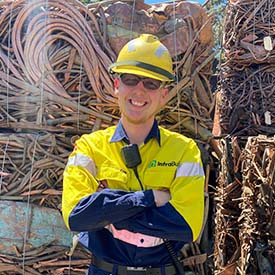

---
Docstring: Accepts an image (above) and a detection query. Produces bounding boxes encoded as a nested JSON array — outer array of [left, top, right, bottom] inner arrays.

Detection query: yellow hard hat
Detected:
[[109, 34, 175, 82]]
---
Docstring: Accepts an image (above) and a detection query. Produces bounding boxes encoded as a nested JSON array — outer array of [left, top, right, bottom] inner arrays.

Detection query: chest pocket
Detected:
[[143, 167, 176, 190], [96, 165, 128, 190]]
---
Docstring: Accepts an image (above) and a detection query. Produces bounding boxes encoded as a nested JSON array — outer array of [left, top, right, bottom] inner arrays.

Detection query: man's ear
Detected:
[[114, 78, 120, 89], [161, 87, 169, 99], [113, 78, 120, 96], [160, 87, 169, 106]]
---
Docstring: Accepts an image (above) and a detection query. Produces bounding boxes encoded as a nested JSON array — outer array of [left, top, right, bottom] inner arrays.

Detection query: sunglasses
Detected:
[[119, 74, 164, 90]]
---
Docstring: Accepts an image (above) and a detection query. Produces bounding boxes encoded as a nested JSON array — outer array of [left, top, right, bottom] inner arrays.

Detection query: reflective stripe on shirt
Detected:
[[66, 153, 97, 176], [176, 162, 204, 178], [105, 224, 164, 247]]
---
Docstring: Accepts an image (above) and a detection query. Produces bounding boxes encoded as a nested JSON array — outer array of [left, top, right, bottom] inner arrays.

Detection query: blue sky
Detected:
[[145, 0, 204, 4]]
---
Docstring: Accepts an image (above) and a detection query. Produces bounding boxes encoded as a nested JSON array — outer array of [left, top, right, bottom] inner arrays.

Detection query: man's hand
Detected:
[[96, 179, 108, 192], [153, 189, 171, 207]]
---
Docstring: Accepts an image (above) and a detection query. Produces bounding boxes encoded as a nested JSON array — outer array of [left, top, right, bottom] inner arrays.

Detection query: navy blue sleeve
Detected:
[[113, 203, 193, 242], [68, 189, 155, 232]]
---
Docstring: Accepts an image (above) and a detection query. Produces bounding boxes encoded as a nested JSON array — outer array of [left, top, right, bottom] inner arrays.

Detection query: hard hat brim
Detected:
[[109, 61, 175, 82]]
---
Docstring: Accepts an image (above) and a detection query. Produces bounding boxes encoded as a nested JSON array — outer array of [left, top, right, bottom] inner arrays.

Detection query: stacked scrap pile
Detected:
[[215, 0, 275, 136], [213, 0, 275, 274], [0, 0, 215, 274]]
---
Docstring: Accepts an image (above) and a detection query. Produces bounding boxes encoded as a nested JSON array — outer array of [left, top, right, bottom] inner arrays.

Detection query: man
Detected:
[[62, 34, 205, 275]]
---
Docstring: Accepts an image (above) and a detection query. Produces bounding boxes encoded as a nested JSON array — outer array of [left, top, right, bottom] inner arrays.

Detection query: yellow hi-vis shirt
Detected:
[[62, 123, 205, 266]]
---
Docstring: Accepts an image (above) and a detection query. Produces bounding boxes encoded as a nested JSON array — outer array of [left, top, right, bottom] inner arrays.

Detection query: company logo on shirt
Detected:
[[148, 160, 178, 168]]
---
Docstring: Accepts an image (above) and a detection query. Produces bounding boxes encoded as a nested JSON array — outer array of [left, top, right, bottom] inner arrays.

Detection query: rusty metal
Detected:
[[0, 245, 91, 275], [0, 132, 71, 208], [218, 65, 275, 136], [213, 137, 242, 275], [214, 0, 275, 136], [223, 0, 275, 67], [213, 2, 275, 271], [238, 136, 275, 274], [213, 0, 275, 264], [0, 200, 73, 254], [213, 136, 275, 275]]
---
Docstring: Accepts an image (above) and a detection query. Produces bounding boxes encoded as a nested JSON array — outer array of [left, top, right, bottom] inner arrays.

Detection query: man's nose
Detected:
[[135, 80, 147, 91]]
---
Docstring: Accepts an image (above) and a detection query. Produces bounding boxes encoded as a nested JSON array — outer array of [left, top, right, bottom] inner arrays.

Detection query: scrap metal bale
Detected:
[[213, 137, 242, 274], [213, 135, 275, 274], [214, 0, 275, 136], [218, 64, 275, 136], [238, 135, 275, 274]]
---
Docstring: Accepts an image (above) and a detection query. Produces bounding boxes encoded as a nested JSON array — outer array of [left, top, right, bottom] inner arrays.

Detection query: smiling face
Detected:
[[114, 74, 168, 127]]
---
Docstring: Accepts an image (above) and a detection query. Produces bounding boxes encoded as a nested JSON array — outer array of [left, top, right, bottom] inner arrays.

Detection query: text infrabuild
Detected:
[[148, 160, 178, 168]]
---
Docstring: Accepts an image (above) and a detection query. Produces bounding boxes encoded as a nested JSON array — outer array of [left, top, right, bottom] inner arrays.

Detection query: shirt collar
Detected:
[[110, 119, 161, 145], [110, 120, 130, 144]]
